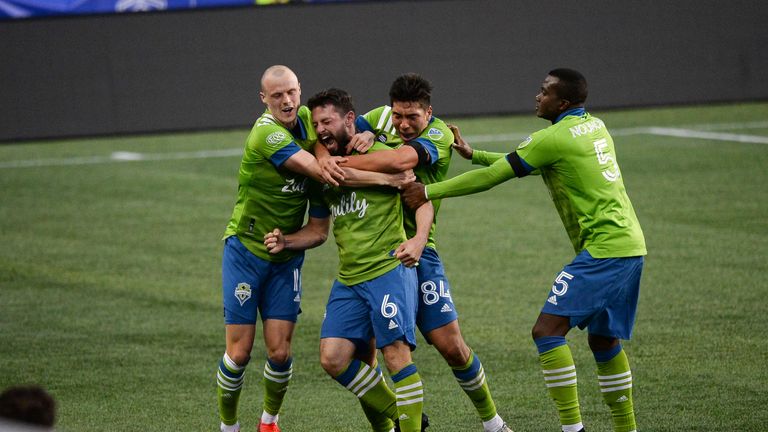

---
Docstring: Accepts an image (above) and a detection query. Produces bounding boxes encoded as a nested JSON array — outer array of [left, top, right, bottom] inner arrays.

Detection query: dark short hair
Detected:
[[548, 68, 588, 105], [307, 88, 355, 116], [0, 385, 56, 427], [389, 73, 432, 109]]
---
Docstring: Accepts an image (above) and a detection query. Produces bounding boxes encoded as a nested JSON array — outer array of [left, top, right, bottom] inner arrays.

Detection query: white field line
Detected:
[[1, 120, 766, 169]]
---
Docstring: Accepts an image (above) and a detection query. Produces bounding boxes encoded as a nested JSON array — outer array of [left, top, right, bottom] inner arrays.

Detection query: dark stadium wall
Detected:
[[1, 0, 766, 141]]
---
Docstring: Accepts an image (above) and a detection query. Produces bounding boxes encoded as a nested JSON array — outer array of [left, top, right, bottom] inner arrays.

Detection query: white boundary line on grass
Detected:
[[1, 120, 767, 169]]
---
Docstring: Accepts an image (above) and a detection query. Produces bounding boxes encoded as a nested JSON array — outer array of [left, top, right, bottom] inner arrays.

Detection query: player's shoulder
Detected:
[[248, 112, 292, 149], [296, 105, 312, 125], [419, 116, 454, 146], [365, 105, 392, 118]]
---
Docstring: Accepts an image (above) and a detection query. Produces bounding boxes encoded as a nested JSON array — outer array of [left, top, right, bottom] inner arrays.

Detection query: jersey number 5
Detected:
[[594, 138, 620, 182], [552, 271, 574, 296]]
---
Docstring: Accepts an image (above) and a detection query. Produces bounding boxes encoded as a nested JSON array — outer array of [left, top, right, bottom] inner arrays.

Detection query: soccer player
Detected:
[[316, 74, 512, 432], [401, 68, 646, 432], [215, 66, 408, 432], [264, 87, 432, 432]]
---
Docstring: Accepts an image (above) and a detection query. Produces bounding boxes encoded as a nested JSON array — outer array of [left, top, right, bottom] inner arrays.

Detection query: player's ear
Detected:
[[259, 92, 266, 103], [426, 105, 433, 118], [345, 111, 355, 125]]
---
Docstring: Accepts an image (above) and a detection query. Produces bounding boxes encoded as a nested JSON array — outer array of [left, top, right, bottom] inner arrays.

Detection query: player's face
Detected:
[[260, 73, 301, 128], [391, 101, 432, 142], [535, 75, 568, 121], [311, 104, 354, 156]]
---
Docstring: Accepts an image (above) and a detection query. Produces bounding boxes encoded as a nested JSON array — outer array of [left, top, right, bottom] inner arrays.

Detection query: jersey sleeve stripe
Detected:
[[412, 138, 440, 166], [506, 151, 534, 177], [269, 142, 302, 167]]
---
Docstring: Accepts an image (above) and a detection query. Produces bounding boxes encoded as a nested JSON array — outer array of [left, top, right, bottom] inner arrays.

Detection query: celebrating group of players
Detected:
[[214, 65, 646, 432]]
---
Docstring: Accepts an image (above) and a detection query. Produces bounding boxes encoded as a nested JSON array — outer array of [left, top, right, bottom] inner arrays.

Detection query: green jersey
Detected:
[[357, 105, 454, 249], [223, 106, 317, 262], [319, 143, 406, 286], [515, 111, 646, 258]]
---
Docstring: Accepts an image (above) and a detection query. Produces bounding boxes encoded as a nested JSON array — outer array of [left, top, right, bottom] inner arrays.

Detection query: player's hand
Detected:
[[395, 237, 425, 268], [318, 155, 347, 186], [389, 169, 416, 189], [448, 124, 473, 160], [346, 131, 375, 154], [400, 181, 428, 209], [263, 228, 286, 254]]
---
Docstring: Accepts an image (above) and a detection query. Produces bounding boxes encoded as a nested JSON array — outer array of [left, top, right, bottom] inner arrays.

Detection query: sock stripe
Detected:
[[264, 363, 293, 383], [351, 367, 378, 395], [544, 371, 577, 381], [598, 371, 631, 380], [546, 378, 578, 388], [396, 397, 424, 406], [600, 383, 633, 393], [218, 370, 244, 385], [347, 363, 373, 390], [542, 365, 576, 374], [397, 389, 424, 399], [600, 376, 632, 386], [458, 370, 486, 391], [355, 371, 383, 398], [217, 379, 242, 391], [395, 381, 423, 393]]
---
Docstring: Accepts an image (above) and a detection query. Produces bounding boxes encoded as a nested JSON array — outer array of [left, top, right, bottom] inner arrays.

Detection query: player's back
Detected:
[[517, 112, 646, 258]]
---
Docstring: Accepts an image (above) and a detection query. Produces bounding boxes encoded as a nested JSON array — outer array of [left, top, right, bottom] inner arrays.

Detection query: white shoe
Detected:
[[220, 421, 240, 432], [494, 424, 513, 432]]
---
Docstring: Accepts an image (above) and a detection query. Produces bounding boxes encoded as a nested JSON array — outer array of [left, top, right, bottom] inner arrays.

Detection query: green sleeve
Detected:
[[426, 156, 516, 200], [471, 150, 507, 166]]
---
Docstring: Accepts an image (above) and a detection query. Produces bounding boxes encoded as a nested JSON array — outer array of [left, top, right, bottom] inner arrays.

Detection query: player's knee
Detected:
[[266, 348, 291, 366], [227, 350, 251, 367], [438, 341, 470, 367], [588, 334, 619, 352], [319, 350, 347, 377]]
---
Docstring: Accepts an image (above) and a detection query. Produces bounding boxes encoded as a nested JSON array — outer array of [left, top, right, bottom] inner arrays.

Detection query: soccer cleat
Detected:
[[257, 421, 281, 432], [493, 424, 513, 432], [393, 412, 429, 431]]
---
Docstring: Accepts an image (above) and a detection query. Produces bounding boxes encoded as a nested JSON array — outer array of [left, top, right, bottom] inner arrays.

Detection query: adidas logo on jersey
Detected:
[[547, 295, 558, 305], [388, 320, 399, 330], [616, 395, 629, 403], [440, 304, 453, 313]]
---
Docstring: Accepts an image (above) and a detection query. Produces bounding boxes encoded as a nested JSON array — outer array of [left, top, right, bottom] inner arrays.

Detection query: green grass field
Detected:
[[1, 102, 767, 431]]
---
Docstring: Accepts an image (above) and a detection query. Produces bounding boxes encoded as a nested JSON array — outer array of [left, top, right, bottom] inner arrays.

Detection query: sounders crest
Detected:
[[234, 282, 252, 306], [266, 131, 287, 147], [517, 136, 533, 149], [427, 128, 444, 141]]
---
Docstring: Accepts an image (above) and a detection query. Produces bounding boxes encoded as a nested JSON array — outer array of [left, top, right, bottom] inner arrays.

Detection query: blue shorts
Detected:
[[541, 249, 644, 340], [416, 247, 459, 335], [321, 264, 418, 350], [221, 236, 304, 325]]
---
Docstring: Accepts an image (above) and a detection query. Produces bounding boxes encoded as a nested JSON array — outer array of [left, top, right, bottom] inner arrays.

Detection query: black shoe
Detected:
[[393, 413, 429, 431]]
